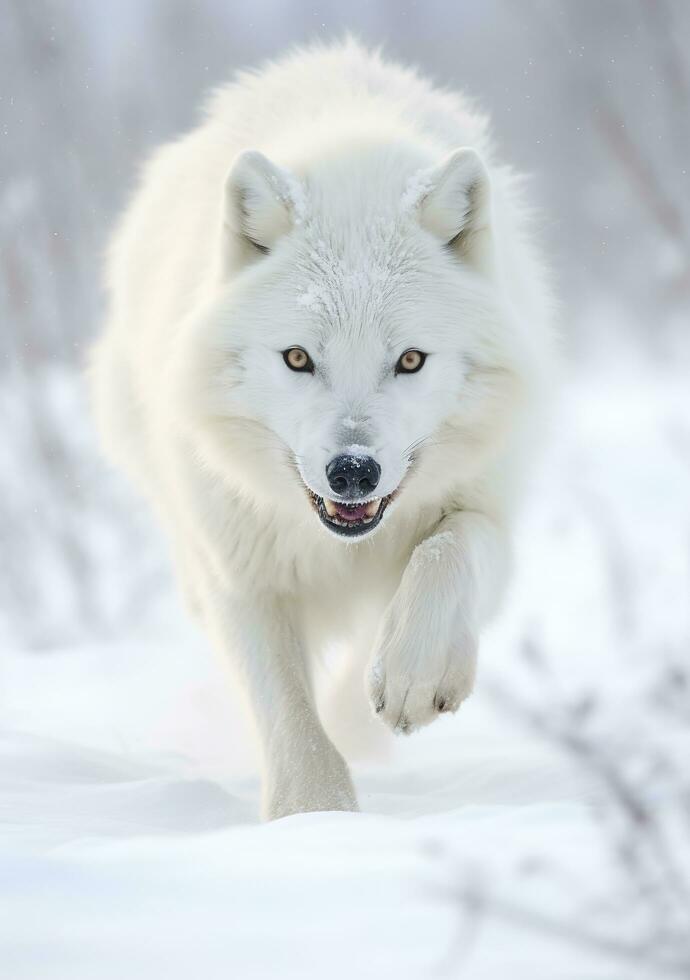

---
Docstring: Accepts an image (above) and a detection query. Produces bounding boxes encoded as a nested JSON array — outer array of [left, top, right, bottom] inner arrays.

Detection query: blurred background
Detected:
[[1, 0, 689, 649]]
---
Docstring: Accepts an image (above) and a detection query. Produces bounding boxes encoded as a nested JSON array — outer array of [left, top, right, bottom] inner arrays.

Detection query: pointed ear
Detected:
[[221, 150, 304, 269], [417, 148, 493, 274]]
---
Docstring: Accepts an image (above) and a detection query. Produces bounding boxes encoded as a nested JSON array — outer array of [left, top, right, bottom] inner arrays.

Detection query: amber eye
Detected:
[[395, 349, 426, 375], [283, 346, 314, 373]]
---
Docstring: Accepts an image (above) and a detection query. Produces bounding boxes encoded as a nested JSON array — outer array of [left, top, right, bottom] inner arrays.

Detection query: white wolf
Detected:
[[90, 40, 554, 819]]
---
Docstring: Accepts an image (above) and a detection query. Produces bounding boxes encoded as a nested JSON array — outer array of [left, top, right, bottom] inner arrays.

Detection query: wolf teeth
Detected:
[[323, 497, 381, 519], [364, 498, 381, 517]]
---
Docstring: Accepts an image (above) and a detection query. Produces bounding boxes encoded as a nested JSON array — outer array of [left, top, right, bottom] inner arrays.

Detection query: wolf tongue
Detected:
[[334, 502, 368, 521]]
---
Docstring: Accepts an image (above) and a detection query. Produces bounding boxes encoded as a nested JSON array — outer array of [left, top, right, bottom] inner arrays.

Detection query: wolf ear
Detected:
[[417, 148, 493, 275], [222, 150, 303, 269]]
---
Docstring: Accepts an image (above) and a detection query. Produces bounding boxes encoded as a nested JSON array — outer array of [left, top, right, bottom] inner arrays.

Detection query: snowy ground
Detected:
[[1, 336, 689, 979]]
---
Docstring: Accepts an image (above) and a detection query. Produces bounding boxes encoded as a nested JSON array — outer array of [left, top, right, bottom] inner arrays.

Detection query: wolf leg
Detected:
[[367, 510, 509, 733], [320, 636, 393, 763], [202, 584, 357, 820]]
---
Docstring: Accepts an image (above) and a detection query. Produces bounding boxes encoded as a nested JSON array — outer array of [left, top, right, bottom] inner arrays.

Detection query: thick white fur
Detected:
[[90, 40, 555, 819]]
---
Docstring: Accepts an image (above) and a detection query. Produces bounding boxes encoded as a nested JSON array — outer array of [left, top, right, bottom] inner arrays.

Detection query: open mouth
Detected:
[[306, 491, 393, 537]]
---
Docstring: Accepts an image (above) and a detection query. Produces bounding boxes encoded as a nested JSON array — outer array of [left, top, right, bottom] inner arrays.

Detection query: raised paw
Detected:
[[367, 631, 477, 734]]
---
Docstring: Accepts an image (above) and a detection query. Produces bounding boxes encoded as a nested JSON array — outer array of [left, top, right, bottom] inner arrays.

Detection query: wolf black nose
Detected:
[[326, 454, 381, 498]]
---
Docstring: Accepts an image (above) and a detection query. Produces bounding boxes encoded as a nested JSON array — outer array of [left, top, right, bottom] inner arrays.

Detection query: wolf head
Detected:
[[173, 142, 528, 540]]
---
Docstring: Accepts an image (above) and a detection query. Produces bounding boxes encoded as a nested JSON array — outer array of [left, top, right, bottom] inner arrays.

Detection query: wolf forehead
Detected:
[[291, 219, 424, 337]]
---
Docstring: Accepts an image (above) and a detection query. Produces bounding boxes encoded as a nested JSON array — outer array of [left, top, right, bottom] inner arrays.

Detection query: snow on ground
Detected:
[[1, 339, 689, 979]]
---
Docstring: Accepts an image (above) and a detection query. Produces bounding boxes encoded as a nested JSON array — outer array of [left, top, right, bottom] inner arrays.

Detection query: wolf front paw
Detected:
[[367, 629, 477, 734]]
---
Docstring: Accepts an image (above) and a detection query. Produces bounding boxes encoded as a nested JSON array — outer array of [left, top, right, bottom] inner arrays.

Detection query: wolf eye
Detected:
[[395, 349, 426, 375], [283, 346, 314, 373]]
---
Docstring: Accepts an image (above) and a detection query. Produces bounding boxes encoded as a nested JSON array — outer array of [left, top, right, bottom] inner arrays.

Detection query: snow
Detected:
[[400, 166, 434, 212], [281, 170, 308, 225], [296, 283, 323, 309], [1, 337, 689, 978], [0, 644, 597, 980], [409, 530, 455, 570]]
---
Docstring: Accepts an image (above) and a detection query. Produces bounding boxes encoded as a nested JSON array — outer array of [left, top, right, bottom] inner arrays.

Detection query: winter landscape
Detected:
[[1, 3, 689, 978]]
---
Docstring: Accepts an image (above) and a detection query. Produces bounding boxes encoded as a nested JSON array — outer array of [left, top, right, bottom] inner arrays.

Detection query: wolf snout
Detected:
[[326, 454, 381, 498]]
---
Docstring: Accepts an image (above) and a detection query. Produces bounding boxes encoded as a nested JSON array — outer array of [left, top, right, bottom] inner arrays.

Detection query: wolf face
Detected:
[[176, 147, 525, 540]]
